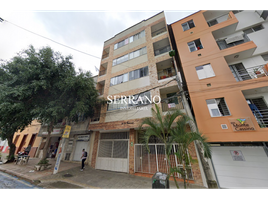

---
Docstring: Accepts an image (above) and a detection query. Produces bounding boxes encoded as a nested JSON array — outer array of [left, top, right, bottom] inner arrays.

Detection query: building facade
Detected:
[[170, 10, 268, 188], [12, 119, 42, 157], [88, 12, 206, 186]]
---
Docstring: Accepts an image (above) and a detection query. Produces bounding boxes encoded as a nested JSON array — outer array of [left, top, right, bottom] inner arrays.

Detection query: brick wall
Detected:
[[91, 131, 100, 168]]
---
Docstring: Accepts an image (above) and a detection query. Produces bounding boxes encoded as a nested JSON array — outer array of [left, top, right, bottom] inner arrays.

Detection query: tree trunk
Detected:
[[6, 136, 16, 162], [40, 121, 54, 162]]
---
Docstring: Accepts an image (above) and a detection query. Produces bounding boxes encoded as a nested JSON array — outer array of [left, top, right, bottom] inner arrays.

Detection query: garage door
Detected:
[[95, 132, 129, 173], [73, 141, 89, 161], [211, 146, 268, 188]]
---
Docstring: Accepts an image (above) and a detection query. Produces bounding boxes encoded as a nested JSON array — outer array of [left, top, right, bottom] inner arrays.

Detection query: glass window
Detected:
[[114, 43, 118, 50], [129, 36, 133, 43], [182, 20, 195, 31], [188, 39, 203, 52], [206, 98, 230, 117]]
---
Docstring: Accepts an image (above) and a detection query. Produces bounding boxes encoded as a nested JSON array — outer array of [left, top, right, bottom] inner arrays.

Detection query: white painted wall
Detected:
[[235, 11, 264, 31], [243, 91, 268, 104]]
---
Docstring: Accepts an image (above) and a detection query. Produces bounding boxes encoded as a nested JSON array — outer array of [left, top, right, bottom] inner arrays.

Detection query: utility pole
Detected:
[[169, 50, 218, 188]]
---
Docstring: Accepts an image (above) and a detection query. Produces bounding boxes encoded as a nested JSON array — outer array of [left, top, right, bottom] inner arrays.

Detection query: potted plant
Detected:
[[35, 158, 50, 171], [254, 68, 261, 75]]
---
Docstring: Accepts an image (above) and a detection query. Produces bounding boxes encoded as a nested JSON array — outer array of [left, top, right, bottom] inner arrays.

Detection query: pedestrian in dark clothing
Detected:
[[80, 149, 87, 171]]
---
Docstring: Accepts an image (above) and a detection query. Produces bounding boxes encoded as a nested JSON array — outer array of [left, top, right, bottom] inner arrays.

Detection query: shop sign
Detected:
[[62, 125, 71, 138], [228, 117, 255, 132], [42, 129, 61, 135], [230, 150, 245, 161], [77, 135, 90, 141]]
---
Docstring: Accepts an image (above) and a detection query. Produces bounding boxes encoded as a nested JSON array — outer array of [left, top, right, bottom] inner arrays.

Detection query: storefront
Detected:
[[72, 135, 90, 161]]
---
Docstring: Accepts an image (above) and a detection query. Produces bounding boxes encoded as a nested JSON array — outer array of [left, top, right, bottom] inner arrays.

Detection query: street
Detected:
[[0, 171, 40, 189]]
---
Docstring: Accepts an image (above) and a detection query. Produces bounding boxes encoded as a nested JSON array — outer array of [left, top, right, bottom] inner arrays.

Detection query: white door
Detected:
[[73, 141, 89, 161], [95, 132, 129, 173], [211, 146, 268, 188]]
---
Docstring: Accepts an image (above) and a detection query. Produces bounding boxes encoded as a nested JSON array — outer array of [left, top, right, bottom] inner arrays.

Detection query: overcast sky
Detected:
[[0, 10, 199, 76]]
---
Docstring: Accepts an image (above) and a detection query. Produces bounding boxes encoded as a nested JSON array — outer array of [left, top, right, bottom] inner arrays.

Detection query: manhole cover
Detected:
[[63, 173, 73, 177]]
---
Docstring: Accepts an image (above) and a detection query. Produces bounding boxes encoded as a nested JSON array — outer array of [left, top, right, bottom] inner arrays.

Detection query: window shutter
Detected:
[[203, 64, 215, 78], [188, 41, 196, 52]]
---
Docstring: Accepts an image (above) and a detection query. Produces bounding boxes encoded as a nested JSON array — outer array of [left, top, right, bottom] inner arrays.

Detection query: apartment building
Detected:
[[88, 11, 205, 186], [169, 10, 268, 188]]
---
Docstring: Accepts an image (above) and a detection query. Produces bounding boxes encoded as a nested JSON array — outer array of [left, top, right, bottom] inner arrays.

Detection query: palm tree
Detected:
[[139, 104, 212, 189], [168, 113, 211, 189], [139, 104, 183, 188]]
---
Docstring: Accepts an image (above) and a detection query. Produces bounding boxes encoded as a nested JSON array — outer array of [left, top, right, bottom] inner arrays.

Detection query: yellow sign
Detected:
[[62, 125, 72, 138]]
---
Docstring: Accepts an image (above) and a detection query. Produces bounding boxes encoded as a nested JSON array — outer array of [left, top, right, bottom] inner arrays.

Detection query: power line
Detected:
[[1, 18, 101, 60]]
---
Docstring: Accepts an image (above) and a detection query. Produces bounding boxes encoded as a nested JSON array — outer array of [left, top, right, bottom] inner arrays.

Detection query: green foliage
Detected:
[[139, 104, 211, 189], [38, 158, 49, 165], [0, 45, 99, 161]]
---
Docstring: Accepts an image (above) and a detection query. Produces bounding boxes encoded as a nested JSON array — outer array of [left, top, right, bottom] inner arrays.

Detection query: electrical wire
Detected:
[[2, 18, 101, 60]]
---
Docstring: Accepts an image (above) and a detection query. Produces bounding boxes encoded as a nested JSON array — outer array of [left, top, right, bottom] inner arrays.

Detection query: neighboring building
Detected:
[[0, 138, 9, 154], [36, 75, 98, 165], [12, 119, 42, 157], [170, 10, 268, 188], [88, 11, 206, 186]]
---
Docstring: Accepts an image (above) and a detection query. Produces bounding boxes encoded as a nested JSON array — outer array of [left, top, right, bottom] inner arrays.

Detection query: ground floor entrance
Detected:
[[73, 136, 90, 161], [95, 132, 129, 173], [134, 143, 193, 179], [211, 145, 268, 188]]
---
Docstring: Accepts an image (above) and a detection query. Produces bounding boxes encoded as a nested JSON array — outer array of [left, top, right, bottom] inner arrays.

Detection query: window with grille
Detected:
[[65, 153, 71, 160], [206, 98, 230, 117], [243, 24, 264, 35]]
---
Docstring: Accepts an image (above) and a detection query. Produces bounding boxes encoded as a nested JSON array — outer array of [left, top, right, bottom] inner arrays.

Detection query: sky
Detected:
[[0, 1, 200, 76]]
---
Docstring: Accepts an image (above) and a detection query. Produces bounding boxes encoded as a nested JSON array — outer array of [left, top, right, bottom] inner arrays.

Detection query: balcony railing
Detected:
[[151, 27, 167, 37], [207, 13, 232, 27], [230, 64, 268, 81], [253, 109, 268, 128], [157, 67, 176, 80], [217, 34, 250, 50], [161, 96, 184, 112], [99, 69, 107, 76], [154, 46, 171, 56], [102, 53, 109, 60]]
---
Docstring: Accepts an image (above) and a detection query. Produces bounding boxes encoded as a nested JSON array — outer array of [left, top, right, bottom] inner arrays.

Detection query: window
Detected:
[[187, 39, 203, 52], [129, 66, 149, 81], [196, 64, 215, 80], [243, 24, 264, 35], [182, 20, 195, 31], [114, 30, 145, 50], [110, 73, 128, 86], [206, 98, 230, 117], [112, 54, 128, 66], [261, 53, 268, 61], [129, 47, 147, 60]]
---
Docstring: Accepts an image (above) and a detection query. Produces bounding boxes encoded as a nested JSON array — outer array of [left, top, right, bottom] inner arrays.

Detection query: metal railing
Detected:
[[151, 27, 167, 37], [157, 68, 176, 80], [230, 64, 268, 81], [217, 34, 250, 50], [207, 13, 232, 27], [161, 96, 184, 112], [99, 69, 107, 76], [134, 143, 193, 179], [154, 46, 171, 56], [253, 109, 268, 128]]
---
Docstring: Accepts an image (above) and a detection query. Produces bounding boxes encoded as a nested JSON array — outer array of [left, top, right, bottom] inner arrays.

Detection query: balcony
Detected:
[[161, 96, 184, 112], [229, 63, 268, 82], [97, 80, 105, 96], [98, 88, 104, 96], [243, 86, 268, 128], [206, 12, 232, 27], [101, 47, 110, 60], [156, 58, 176, 81], [153, 38, 171, 56], [98, 62, 107, 77], [159, 85, 184, 113], [151, 21, 167, 37], [217, 34, 250, 50]]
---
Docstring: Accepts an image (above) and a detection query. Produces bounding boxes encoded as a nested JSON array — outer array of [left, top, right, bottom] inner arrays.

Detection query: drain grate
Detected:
[[63, 173, 73, 177]]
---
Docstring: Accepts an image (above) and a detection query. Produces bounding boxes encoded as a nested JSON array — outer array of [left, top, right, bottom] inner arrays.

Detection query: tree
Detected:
[[139, 104, 183, 188], [168, 113, 211, 189], [0, 45, 102, 162]]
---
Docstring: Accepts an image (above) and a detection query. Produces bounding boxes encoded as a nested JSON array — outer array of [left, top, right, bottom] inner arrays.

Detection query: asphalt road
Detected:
[[0, 171, 41, 189]]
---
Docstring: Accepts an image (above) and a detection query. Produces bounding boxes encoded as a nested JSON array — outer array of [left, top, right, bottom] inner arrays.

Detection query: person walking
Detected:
[[80, 149, 87, 171]]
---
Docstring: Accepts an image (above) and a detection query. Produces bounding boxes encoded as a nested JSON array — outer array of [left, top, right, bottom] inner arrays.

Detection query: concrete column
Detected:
[[91, 131, 100, 168], [129, 128, 136, 174]]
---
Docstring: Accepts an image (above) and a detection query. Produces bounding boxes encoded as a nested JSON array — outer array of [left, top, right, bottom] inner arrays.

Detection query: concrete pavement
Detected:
[[0, 154, 206, 189]]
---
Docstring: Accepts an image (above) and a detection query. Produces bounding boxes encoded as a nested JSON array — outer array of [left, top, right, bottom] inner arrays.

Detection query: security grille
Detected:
[[134, 144, 193, 179], [98, 132, 129, 159], [65, 153, 71, 161]]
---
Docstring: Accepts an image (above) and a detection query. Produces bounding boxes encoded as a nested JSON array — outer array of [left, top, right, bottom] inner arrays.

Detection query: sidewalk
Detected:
[[0, 154, 206, 189]]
